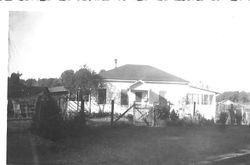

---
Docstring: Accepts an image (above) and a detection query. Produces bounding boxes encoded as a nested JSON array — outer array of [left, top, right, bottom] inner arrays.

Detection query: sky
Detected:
[[8, 4, 250, 93]]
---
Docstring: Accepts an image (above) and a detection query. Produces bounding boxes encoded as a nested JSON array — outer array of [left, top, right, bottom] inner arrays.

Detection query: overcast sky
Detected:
[[8, 4, 250, 93]]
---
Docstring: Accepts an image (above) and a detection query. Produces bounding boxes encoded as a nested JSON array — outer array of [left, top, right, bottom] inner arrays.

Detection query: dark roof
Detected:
[[48, 86, 68, 93], [100, 64, 188, 83]]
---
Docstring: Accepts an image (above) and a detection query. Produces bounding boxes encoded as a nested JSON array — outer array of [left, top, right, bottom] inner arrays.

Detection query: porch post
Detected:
[[152, 105, 155, 127], [133, 101, 136, 125], [111, 100, 114, 127]]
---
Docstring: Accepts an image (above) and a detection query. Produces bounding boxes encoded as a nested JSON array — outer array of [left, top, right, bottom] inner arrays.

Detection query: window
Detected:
[[121, 90, 129, 105], [186, 93, 193, 104], [98, 89, 106, 104], [186, 93, 201, 104], [135, 92, 142, 102], [209, 95, 213, 105], [201, 94, 204, 105], [204, 94, 209, 105], [196, 94, 200, 104]]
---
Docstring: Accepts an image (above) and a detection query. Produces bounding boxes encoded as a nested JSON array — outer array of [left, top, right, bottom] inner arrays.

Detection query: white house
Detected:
[[87, 64, 218, 120]]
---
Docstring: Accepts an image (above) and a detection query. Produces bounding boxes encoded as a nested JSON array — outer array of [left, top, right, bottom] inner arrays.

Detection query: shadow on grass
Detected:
[[7, 120, 250, 165]]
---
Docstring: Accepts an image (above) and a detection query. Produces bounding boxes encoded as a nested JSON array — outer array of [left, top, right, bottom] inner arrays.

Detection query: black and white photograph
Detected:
[[4, 3, 250, 165]]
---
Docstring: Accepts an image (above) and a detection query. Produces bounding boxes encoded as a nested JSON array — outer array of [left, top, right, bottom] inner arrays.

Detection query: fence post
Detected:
[[193, 101, 196, 117], [111, 100, 114, 127], [133, 102, 136, 125], [81, 99, 85, 112], [152, 106, 155, 127]]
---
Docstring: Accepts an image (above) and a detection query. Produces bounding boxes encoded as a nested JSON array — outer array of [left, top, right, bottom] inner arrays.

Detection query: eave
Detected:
[[103, 78, 189, 85]]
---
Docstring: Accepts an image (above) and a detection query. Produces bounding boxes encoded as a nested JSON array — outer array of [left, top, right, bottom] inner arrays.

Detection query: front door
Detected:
[[135, 92, 143, 102], [135, 91, 148, 105]]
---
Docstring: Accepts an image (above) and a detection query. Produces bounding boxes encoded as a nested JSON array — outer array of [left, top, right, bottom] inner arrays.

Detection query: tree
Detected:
[[25, 78, 38, 87], [38, 78, 62, 88], [216, 91, 250, 103], [8, 72, 25, 98], [74, 65, 103, 96], [8, 72, 22, 86], [61, 69, 75, 93], [239, 91, 250, 103], [99, 69, 106, 74]]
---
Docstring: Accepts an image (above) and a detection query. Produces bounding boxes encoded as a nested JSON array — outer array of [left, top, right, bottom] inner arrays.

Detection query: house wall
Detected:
[[82, 81, 217, 119], [83, 82, 187, 114], [85, 82, 135, 114], [184, 87, 217, 120]]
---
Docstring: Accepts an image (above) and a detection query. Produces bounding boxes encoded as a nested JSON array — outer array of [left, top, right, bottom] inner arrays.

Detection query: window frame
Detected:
[[135, 92, 143, 102], [97, 88, 106, 104], [121, 89, 129, 106]]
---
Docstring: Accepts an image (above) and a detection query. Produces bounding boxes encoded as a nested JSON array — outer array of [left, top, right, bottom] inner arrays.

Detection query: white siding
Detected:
[[85, 81, 217, 119]]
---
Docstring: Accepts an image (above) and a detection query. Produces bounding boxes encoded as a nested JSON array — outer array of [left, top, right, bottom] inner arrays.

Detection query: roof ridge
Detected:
[[100, 64, 188, 83]]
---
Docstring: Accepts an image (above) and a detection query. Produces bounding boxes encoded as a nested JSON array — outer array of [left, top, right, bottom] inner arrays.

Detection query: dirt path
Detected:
[[198, 146, 250, 165]]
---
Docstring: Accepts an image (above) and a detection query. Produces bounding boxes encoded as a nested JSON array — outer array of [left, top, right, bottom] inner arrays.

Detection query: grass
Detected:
[[7, 120, 250, 165]]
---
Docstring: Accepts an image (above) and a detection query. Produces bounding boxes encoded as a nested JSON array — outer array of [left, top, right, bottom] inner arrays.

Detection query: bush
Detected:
[[31, 96, 63, 141], [228, 108, 235, 125], [170, 110, 179, 122], [179, 116, 198, 127], [154, 105, 170, 120], [62, 110, 86, 136], [195, 112, 214, 126], [31, 95, 87, 140], [126, 114, 133, 122], [168, 113, 214, 127], [199, 117, 215, 126], [235, 111, 242, 125], [91, 111, 111, 118], [217, 112, 228, 126]]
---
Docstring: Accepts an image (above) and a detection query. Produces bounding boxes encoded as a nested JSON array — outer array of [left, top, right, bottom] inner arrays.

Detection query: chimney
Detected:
[[114, 59, 118, 68]]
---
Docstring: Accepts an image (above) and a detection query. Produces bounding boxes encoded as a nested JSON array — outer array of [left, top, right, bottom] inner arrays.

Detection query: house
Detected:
[[48, 86, 69, 110], [87, 64, 218, 120], [242, 104, 250, 125], [216, 100, 250, 125]]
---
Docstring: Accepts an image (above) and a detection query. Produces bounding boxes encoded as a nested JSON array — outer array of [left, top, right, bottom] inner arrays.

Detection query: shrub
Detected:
[[154, 105, 170, 120], [179, 115, 198, 127], [31, 95, 87, 140], [31, 96, 63, 141], [218, 112, 228, 126], [195, 112, 214, 126], [228, 108, 235, 125], [170, 110, 179, 122], [126, 114, 133, 122], [235, 110, 242, 125], [62, 110, 86, 136], [199, 117, 215, 126], [91, 111, 111, 118]]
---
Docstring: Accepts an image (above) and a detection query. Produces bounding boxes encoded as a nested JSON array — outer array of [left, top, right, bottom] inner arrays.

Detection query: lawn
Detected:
[[7, 121, 250, 165]]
